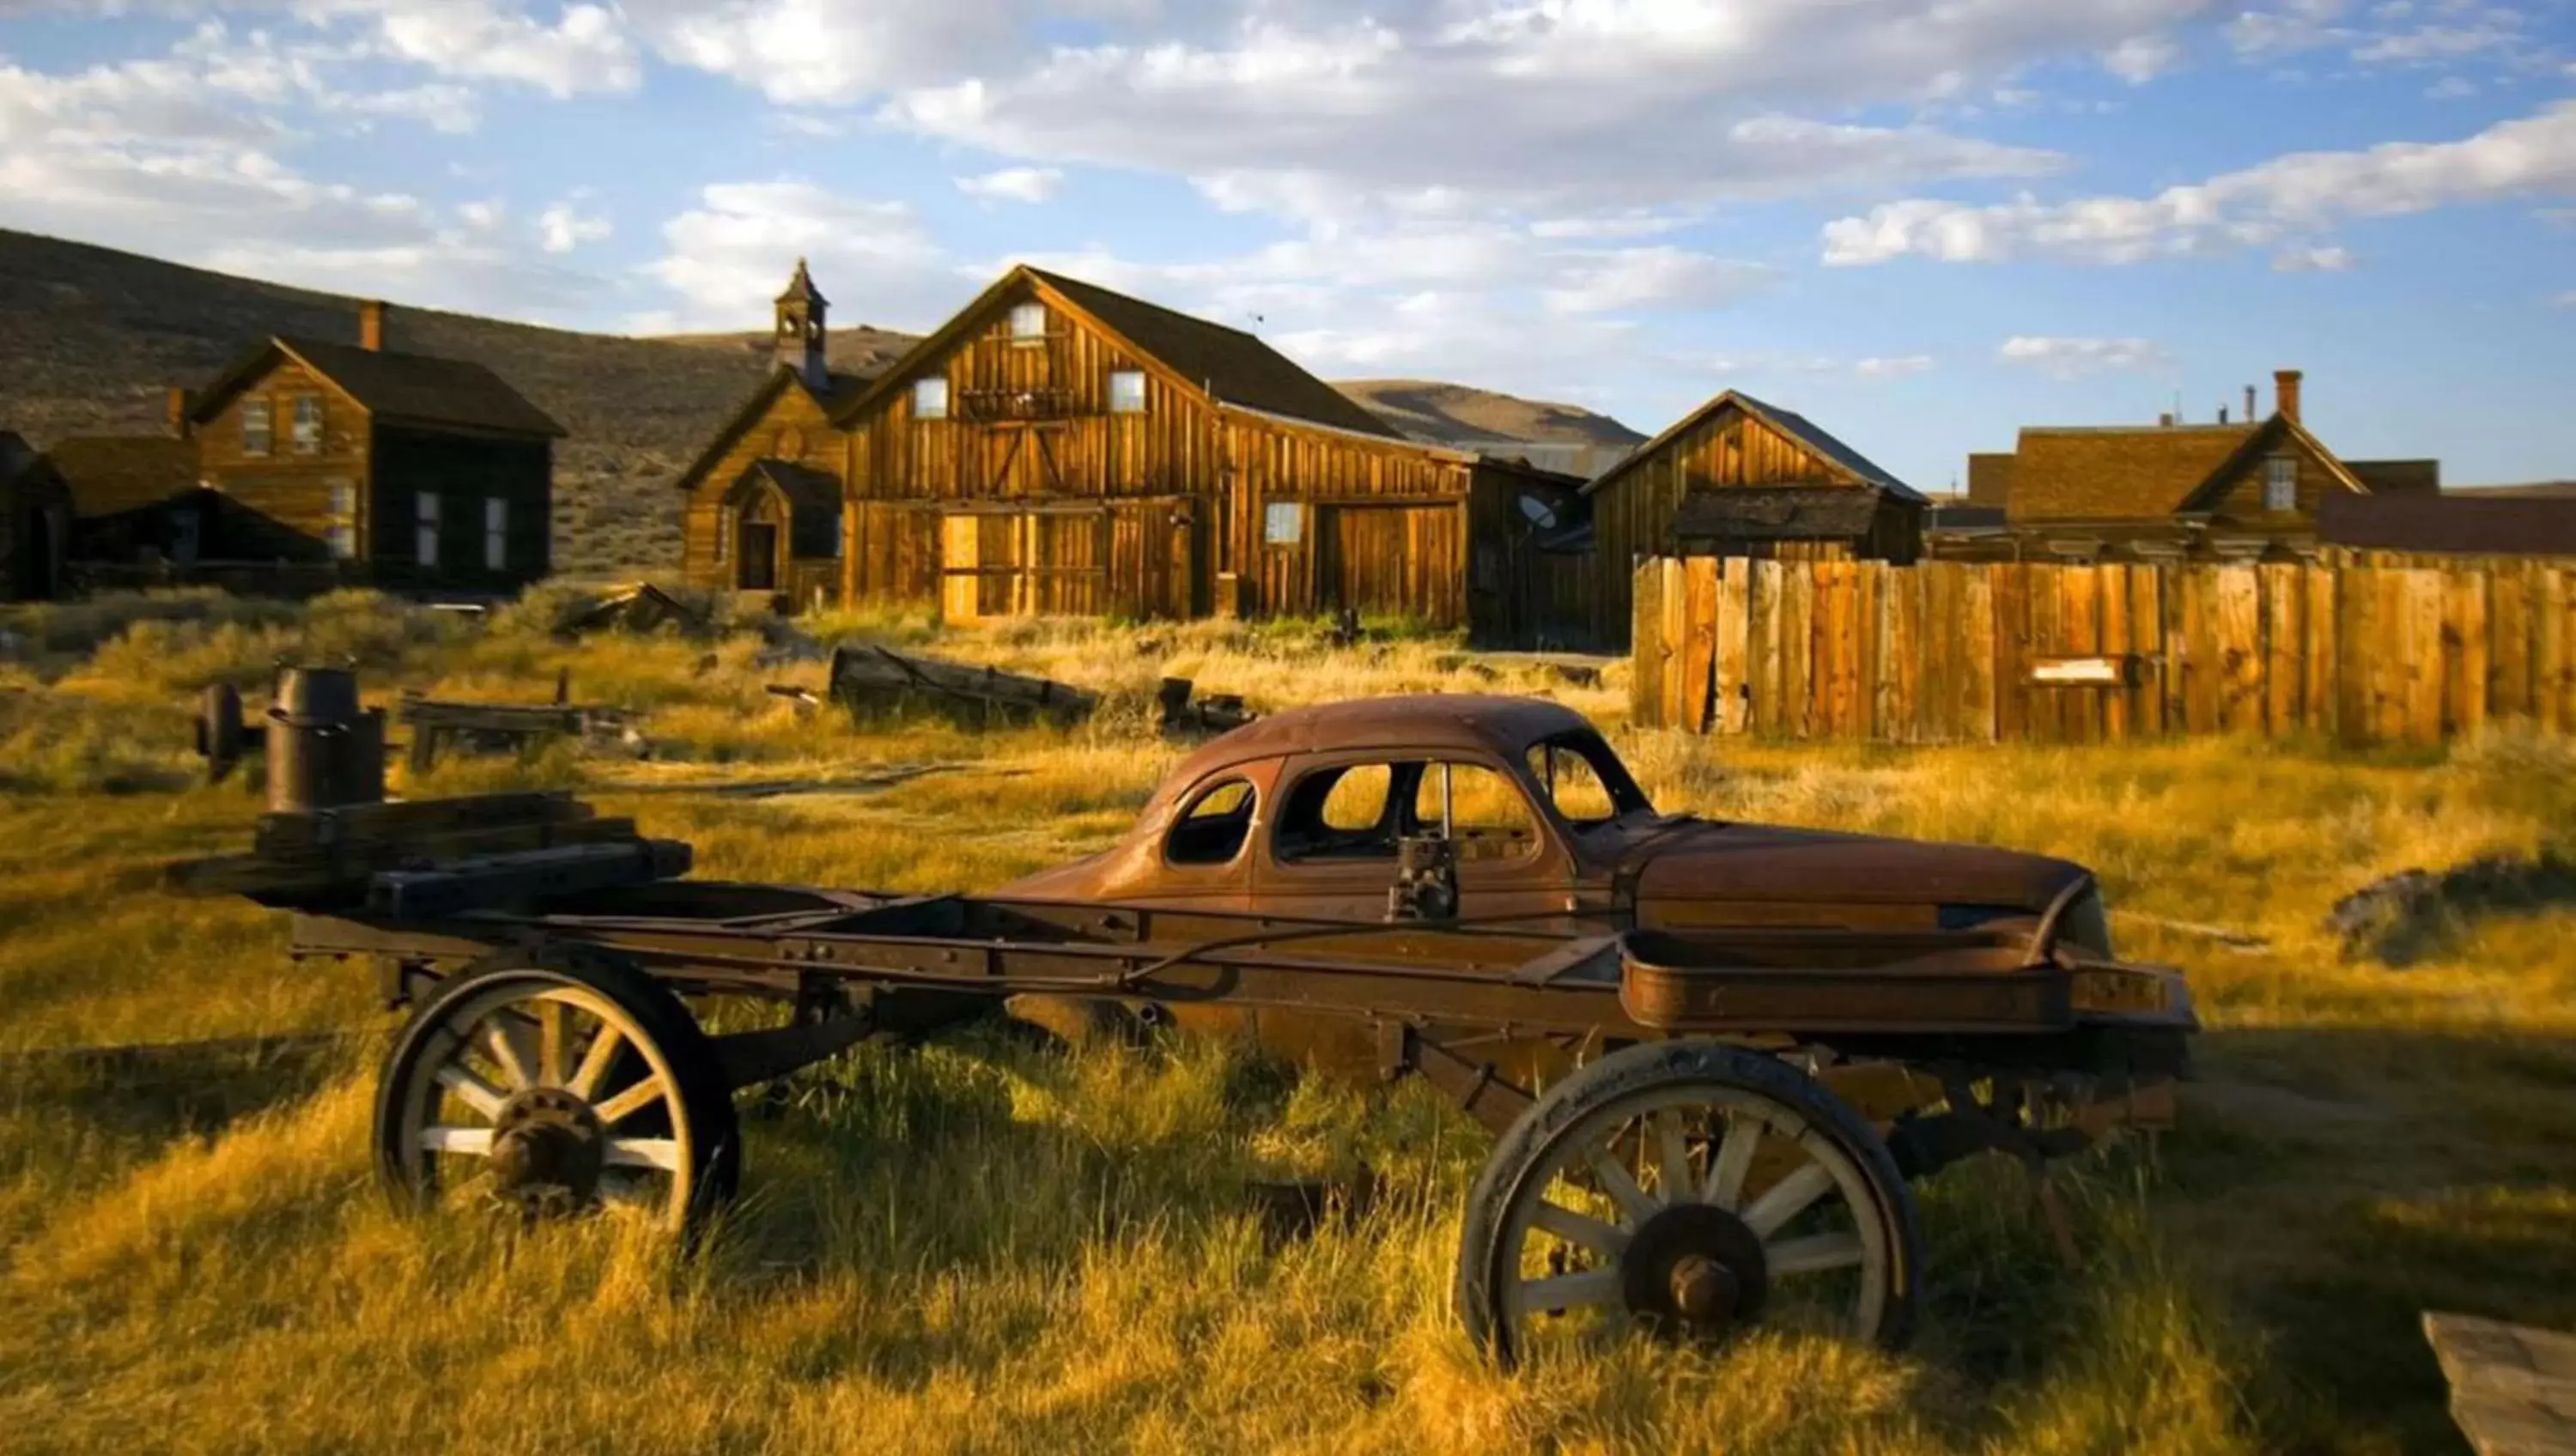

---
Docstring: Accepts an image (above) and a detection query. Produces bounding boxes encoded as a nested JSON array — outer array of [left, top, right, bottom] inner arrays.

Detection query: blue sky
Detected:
[[2, 0, 2572, 490]]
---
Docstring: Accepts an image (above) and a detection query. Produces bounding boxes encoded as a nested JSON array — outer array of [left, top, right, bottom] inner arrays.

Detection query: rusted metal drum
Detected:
[[267, 665, 384, 812]]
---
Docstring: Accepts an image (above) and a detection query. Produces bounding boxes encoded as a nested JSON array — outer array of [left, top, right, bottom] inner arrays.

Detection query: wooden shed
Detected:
[[1570, 390, 1923, 646], [680, 261, 1551, 628], [0, 431, 71, 601]]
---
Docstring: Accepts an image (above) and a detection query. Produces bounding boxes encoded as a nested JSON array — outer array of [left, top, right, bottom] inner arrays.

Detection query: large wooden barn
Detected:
[[1551, 389, 1923, 646], [675, 262, 1578, 632]]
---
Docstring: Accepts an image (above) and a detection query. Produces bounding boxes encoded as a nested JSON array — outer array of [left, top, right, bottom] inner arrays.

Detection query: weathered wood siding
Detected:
[[368, 427, 553, 588], [2198, 427, 2354, 525], [1630, 555, 2576, 747], [679, 381, 845, 591], [196, 358, 368, 561], [1583, 403, 1903, 648]]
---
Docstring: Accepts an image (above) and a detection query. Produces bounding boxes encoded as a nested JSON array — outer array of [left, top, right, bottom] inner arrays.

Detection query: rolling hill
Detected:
[[0, 229, 1640, 576]]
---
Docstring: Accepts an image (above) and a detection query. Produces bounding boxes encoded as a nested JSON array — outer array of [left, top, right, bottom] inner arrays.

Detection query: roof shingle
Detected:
[[1671, 485, 1899, 541]]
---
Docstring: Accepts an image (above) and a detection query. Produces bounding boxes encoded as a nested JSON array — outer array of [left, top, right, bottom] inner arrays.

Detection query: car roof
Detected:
[[1167, 695, 1596, 786]]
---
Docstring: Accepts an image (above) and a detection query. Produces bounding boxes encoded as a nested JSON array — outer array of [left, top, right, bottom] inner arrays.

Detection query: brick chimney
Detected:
[[2158, 411, 2176, 428], [2274, 368, 2302, 424], [360, 300, 387, 353], [2244, 384, 2257, 422], [167, 385, 191, 439]]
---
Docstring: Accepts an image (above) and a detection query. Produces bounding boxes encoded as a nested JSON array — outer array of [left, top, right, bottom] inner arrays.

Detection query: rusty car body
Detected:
[[182, 673, 2196, 1363]]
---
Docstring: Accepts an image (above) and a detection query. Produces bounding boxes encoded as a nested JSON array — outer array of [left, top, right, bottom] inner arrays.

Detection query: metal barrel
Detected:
[[266, 665, 381, 813]]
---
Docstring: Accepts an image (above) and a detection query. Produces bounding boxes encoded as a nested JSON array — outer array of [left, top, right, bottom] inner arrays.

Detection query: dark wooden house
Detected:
[[174, 302, 564, 588], [2318, 490, 2576, 560], [678, 262, 1572, 630], [1942, 369, 2439, 562], [0, 431, 71, 601], [51, 391, 210, 568], [1558, 389, 1923, 646]]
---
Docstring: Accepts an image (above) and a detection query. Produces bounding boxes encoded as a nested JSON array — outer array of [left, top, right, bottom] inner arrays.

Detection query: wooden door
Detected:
[[738, 523, 779, 590], [1323, 504, 1463, 623], [940, 513, 981, 622]]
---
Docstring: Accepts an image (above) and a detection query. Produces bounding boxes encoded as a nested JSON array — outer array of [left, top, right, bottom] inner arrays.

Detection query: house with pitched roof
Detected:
[[0, 430, 71, 600], [1561, 389, 1926, 646], [1946, 369, 2439, 561], [677, 261, 1581, 631]]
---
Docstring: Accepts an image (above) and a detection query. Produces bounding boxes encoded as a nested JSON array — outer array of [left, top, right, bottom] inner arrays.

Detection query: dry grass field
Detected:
[[2, 588, 2573, 1454]]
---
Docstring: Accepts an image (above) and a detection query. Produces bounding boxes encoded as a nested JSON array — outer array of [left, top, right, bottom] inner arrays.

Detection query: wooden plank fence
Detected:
[[1629, 556, 2576, 745]]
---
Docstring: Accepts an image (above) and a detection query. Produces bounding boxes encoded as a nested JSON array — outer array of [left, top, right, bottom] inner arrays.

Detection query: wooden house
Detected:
[[1559, 390, 1923, 646], [1942, 370, 2439, 561], [677, 261, 1576, 631], [171, 301, 563, 587], [0, 431, 71, 601], [51, 391, 210, 567]]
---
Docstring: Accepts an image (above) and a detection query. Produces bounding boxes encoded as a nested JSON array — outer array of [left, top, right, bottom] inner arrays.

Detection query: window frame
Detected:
[[1109, 369, 1147, 415], [1162, 776, 1261, 869], [2263, 454, 2298, 513], [1263, 500, 1304, 547], [1008, 303, 1048, 343], [1267, 753, 1560, 871], [913, 377, 949, 420], [289, 394, 324, 454], [325, 479, 358, 561], [415, 489, 441, 569], [483, 496, 508, 573], [240, 396, 271, 457]]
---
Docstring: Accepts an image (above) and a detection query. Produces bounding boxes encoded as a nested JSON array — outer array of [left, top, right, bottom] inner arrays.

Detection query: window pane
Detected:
[[1276, 763, 1400, 862], [326, 524, 355, 561], [241, 398, 270, 454], [1264, 501, 1303, 545], [1011, 303, 1046, 338], [1166, 778, 1256, 865], [1109, 370, 1146, 414], [1410, 763, 1540, 863], [914, 379, 947, 419], [483, 497, 507, 571], [416, 490, 440, 567], [1527, 743, 1619, 822], [292, 396, 322, 452], [327, 481, 355, 515]]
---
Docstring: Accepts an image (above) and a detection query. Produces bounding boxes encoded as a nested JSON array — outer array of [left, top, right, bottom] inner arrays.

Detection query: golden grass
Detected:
[[2, 591, 2572, 1453]]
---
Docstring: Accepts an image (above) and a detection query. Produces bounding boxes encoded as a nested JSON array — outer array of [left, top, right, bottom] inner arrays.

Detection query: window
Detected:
[[290, 395, 323, 454], [416, 490, 441, 568], [1264, 500, 1303, 546], [1009, 303, 1047, 343], [241, 397, 271, 456], [2263, 455, 2297, 513], [483, 497, 508, 572], [1109, 369, 1147, 414], [1276, 763, 1398, 862], [1409, 762, 1540, 864], [1525, 731, 1653, 828], [914, 378, 949, 419], [1166, 779, 1257, 865], [325, 480, 357, 561]]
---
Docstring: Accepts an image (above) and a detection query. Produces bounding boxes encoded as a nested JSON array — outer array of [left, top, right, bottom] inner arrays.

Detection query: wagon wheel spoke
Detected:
[[1768, 1231, 1866, 1278], [1531, 1198, 1629, 1257], [417, 1125, 496, 1156], [535, 999, 571, 1088], [1701, 1115, 1759, 1210], [568, 1022, 627, 1101], [1742, 1160, 1838, 1241], [433, 1063, 508, 1121], [1652, 1110, 1694, 1206], [479, 1013, 540, 1091], [591, 1075, 668, 1130], [1583, 1146, 1658, 1225], [604, 1138, 683, 1173], [1516, 1267, 1623, 1314]]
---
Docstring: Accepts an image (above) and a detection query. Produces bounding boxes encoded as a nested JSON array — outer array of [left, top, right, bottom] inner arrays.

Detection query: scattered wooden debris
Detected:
[[2111, 909, 2273, 955], [2327, 853, 2576, 967], [1434, 651, 1610, 688], [2426, 1311, 2576, 1455], [398, 675, 640, 773], [823, 643, 1098, 728], [1157, 676, 1257, 740], [1325, 607, 1364, 648], [594, 764, 959, 799], [559, 581, 710, 637]]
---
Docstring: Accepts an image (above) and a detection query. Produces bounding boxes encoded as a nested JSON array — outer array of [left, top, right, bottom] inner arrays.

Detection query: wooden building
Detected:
[[0, 431, 71, 601], [1941, 369, 2439, 562], [174, 301, 564, 587], [1558, 390, 1923, 646], [677, 261, 1578, 631], [2318, 490, 2576, 561], [51, 392, 209, 567]]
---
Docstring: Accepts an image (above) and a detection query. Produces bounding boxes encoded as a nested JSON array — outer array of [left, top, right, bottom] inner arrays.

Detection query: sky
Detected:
[[1, 1, 2573, 492]]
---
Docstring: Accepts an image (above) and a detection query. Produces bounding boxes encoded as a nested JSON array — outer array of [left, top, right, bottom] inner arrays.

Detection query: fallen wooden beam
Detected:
[[825, 643, 1098, 728], [1157, 676, 1258, 741], [2426, 1311, 2576, 1455]]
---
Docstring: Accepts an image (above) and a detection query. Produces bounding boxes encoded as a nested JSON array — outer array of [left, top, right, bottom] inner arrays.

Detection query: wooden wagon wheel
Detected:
[[373, 956, 740, 1236], [1455, 1040, 1920, 1366]]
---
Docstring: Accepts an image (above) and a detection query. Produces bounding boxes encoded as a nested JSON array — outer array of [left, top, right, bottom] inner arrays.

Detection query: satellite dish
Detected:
[[1517, 494, 1559, 531]]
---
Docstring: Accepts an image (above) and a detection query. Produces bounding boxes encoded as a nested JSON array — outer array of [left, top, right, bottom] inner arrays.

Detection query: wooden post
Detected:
[[1962, 565, 1998, 743], [1682, 555, 1720, 733], [1660, 557, 1691, 731], [1631, 559, 1667, 729], [1753, 559, 1784, 737], [1716, 559, 1753, 736]]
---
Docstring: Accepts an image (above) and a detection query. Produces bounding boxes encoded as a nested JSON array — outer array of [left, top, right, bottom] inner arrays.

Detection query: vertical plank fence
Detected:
[[1630, 556, 2576, 746]]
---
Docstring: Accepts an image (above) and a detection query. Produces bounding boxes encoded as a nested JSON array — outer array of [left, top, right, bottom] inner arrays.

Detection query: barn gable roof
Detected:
[[826, 264, 1404, 440], [672, 367, 869, 494], [190, 337, 565, 439], [1671, 485, 1902, 542], [1581, 390, 1922, 501]]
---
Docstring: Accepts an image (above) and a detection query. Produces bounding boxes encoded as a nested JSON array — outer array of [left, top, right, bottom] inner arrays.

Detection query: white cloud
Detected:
[[2555, 290, 2576, 306], [1996, 336, 2172, 379], [2273, 244, 2354, 270], [629, 180, 956, 333], [349, 1, 640, 98], [1854, 355, 1936, 379], [955, 166, 1063, 204], [1822, 100, 2576, 265], [2100, 33, 2182, 82], [1537, 248, 1772, 315], [538, 197, 611, 253]]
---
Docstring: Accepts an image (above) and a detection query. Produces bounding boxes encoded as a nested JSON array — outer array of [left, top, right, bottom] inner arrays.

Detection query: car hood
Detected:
[[1618, 817, 2087, 913]]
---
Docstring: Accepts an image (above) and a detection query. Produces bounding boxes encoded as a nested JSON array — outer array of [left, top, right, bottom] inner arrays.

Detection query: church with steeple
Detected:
[[670, 258, 869, 610]]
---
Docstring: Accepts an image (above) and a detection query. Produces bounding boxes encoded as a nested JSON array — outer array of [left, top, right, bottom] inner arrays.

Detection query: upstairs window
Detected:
[[483, 497, 508, 572], [1109, 369, 1147, 414], [416, 490, 441, 568], [913, 378, 949, 420], [2263, 455, 2297, 513], [241, 397, 271, 457], [325, 480, 357, 561], [1264, 500, 1303, 546], [290, 395, 323, 454], [1009, 303, 1047, 343]]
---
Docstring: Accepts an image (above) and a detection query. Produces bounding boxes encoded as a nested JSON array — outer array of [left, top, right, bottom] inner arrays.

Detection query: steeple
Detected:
[[774, 258, 829, 391]]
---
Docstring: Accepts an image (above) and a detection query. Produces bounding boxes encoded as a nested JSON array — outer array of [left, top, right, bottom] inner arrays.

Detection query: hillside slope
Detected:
[[1, 230, 1638, 576]]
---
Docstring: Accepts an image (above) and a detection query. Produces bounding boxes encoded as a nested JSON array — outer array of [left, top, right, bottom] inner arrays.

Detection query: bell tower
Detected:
[[775, 258, 829, 392]]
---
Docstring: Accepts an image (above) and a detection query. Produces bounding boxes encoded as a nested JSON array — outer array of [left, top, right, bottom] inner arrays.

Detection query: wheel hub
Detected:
[[487, 1087, 605, 1214], [1620, 1204, 1770, 1338]]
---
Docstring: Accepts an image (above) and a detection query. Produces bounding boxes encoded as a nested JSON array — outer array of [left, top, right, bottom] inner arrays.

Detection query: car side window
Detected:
[[1166, 778, 1256, 866], [1407, 761, 1541, 864], [1275, 762, 1400, 863]]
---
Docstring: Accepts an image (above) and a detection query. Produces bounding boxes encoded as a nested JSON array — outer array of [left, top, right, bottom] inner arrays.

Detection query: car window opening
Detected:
[[1166, 778, 1257, 865]]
